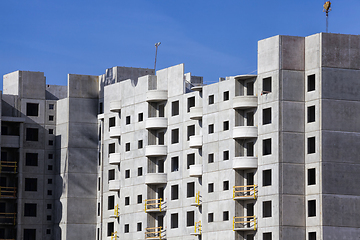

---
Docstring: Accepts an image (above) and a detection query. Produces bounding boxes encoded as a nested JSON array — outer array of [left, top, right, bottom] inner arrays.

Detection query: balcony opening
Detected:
[[308, 137, 316, 154], [158, 131, 165, 145], [263, 169, 272, 186], [263, 138, 272, 156], [187, 182, 195, 198], [26, 103, 39, 116], [223, 91, 229, 101], [208, 213, 214, 222], [108, 169, 115, 181], [171, 157, 179, 172], [308, 106, 315, 123], [187, 125, 195, 141], [308, 168, 316, 185], [235, 109, 244, 126], [208, 153, 214, 163], [108, 196, 115, 210], [25, 153, 38, 166], [158, 104, 165, 117], [171, 185, 179, 200], [247, 142, 254, 156], [187, 96, 195, 112], [187, 211, 195, 226], [158, 160, 164, 173], [246, 111, 254, 126], [246, 81, 254, 96], [171, 213, 178, 228], [109, 117, 116, 129], [235, 139, 244, 157], [187, 153, 195, 169], [308, 200, 316, 217], [263, 201, 272, 218], [172, 101, 179, 116], [308, 74, 315, 92], [263, 77, 272, 93], [25, 178, 37, 191], [99, 102, 103, 114]]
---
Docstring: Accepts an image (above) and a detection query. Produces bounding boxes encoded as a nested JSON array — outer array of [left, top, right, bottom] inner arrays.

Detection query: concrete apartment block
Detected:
[[0, 32, 360, 240]]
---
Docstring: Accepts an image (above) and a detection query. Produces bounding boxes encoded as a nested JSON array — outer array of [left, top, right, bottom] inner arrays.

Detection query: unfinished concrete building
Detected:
[[1, 32, 360, 240]]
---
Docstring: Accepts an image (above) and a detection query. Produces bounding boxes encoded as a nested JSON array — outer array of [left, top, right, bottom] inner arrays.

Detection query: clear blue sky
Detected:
[[1, 0, 359, 88]]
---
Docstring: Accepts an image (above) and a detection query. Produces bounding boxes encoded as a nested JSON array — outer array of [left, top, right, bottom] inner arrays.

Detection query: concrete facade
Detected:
[[1, 33, 360, 240]]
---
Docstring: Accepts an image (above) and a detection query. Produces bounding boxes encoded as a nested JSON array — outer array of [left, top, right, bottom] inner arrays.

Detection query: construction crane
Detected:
[[323, 1, 332, 33], [154, 42, 161, 71]]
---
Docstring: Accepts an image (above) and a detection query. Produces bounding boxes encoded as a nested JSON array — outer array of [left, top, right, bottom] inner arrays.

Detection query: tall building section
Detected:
[[1, 32, 360, 240]]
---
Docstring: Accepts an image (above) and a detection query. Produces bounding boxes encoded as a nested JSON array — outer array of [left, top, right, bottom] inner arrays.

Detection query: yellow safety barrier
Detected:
[[194, 220, 202, 235], [195, 191, 201, 206], [0, 187, 16, 198], [145, 226, 162, 239], [0, 213, 16, 225], [0, 161, 17, 173], [233, 185, 257, 199], [114, 204, 119, 218], [110, 231, 117, 240], [233, 216, 256, 231], [145, 198, 162, 212]]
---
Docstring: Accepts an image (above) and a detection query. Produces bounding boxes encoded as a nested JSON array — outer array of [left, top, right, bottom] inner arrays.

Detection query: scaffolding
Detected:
[[233, 185, 257, 199], [233, 216, 257, 231], [145, 226, 163, 239], [145, 198, 163, 212], [0, 187, 16, 198]]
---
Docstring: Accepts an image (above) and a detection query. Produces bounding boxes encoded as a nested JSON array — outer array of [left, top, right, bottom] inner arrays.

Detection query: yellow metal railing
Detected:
[[0, 161, 17, 173], [114, 204, 119, 218], [233, 216, 256, 231], [111, 231, 117, 240], [194, 220, 201, 235], [0, 187, 16, 198], [195, 191, 201, 206], [145, 198, 162, 212], [0, 213, 16, 225], [145, 226, 162, 239], [233, 185, 257, 199]]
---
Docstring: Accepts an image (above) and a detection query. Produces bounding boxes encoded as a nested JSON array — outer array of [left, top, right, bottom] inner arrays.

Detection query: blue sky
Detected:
[[1, 0, 359, 88]]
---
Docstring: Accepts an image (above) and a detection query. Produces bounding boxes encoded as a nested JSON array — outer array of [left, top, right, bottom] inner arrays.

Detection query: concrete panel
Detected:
[[323, 226, 360, 240], [68, 74, 99, 99], [322, 194, 360, 227], [305, 33, 321, 70], [322, 68, 360, 101], [281, 164, 304, 195], [258, 35, 280, 74], [3, 71, 20, 95], [321, 33, 360, 70], [322, 162, 360, 195], [280, 36, 305, 71], [20, 71, 46, 99], [280, 101, 304, 132], [322, 131, 360, 163], [280, 195, 305, 226], [68, 98, 98, 124], [280, 70, 304, 101], [280, 132, 304, 164], [322, 99, 360, 133], [67, 148, 98, 174], [281, 227, 305, 240], [68, 123, 98, 149]]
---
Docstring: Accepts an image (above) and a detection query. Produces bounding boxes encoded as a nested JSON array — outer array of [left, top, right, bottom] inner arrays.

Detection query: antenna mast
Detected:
[[154, 42, 161, 71], [323, 1, 332, 33]]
